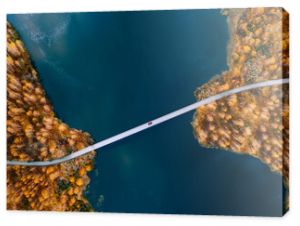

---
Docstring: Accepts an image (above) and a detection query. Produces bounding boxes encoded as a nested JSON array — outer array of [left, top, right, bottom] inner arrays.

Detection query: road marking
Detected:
[[7, 78, 289, 166]]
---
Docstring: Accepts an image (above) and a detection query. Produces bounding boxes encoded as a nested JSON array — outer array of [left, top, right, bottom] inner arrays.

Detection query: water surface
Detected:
[[8, 9, 282, 216]]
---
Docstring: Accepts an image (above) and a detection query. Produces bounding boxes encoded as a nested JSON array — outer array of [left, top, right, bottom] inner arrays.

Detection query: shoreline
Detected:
[[7, 22, 96, 211], [192, 8, 289, 211]]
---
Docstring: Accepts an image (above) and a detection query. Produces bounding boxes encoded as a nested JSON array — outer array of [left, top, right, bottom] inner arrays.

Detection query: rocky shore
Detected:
[[7, 23, 96, 211]]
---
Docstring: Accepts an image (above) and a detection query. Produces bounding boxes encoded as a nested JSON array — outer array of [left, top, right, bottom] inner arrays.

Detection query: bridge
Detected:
[[7, 78, 289, 167]]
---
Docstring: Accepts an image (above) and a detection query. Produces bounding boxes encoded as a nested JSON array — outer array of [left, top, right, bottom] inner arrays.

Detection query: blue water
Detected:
[[8, 9, 283, 216]]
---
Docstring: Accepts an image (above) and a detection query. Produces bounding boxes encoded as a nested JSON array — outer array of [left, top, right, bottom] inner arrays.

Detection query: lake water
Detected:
[[8, 9, 283, 216]]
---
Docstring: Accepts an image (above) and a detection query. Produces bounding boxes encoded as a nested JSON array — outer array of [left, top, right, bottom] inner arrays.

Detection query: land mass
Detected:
[[192, 8, 289, 210], [7, 23, 95, 211]]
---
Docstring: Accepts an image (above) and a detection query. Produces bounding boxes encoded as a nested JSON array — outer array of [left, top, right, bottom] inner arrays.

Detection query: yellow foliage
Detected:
[[69, 176, 75, 183], [46, 166, 55, 175], [75, 178, 84, 187], [49, 171, 60, 181], [85, 165, 93, 172], [41, 189, 49, 199], [78, 168, 86, 177], [243, 45, 251, 54]]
